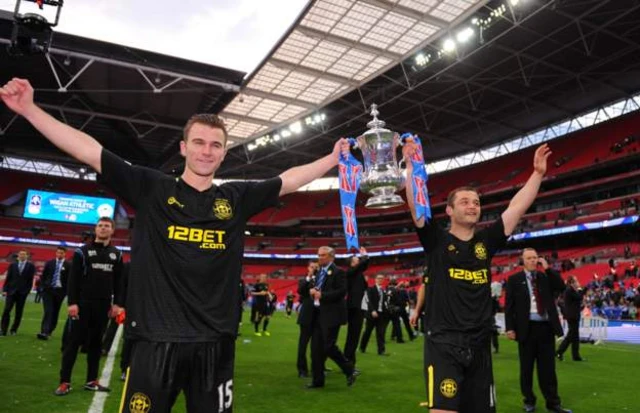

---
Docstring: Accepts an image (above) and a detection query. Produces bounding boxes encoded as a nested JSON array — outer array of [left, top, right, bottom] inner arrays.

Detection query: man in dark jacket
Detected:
[[360, 274, 389, 355], [343, 247, 368, 368], [505, 249, 571, 413], [296, 261, 318, 378], [38, 247, 70, 340], [1, 249, 36, 335], [556, 275, 585, 361], [307, 246, 356, 388]]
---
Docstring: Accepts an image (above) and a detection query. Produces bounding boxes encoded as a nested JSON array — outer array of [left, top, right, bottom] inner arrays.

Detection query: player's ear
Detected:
[[445, 205, 453, 217], [179, 140, 187, 158]]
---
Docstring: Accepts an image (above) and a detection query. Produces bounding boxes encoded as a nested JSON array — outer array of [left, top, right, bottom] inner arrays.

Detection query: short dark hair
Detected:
[[447, 186, 479, 207], [97, 216, 115, 227], [56, 246, 66, 252], [183, 114, 228, 144]]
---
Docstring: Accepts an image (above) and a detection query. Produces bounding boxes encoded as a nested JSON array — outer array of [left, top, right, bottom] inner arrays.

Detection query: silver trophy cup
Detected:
[[355, 104, 405, 209]]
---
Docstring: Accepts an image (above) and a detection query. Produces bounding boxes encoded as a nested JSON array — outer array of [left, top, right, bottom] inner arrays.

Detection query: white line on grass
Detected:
[[87, 324, 123, 413]]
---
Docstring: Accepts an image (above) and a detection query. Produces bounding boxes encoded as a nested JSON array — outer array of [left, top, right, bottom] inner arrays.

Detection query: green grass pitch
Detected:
[[0, 299, 638, 412]]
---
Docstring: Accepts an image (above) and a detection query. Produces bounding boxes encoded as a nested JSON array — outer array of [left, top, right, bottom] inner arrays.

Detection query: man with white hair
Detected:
[[307, 246, 356, 388]]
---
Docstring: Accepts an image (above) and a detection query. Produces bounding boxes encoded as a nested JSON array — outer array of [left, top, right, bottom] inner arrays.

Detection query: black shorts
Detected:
[[423, 337, 496, 412], [253, 302, 267, 317], [119, 339, 235, 413]]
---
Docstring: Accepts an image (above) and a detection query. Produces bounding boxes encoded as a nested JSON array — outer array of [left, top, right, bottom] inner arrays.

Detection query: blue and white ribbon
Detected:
[[400, 133, 431, 222], [338, 138, 363, 251]]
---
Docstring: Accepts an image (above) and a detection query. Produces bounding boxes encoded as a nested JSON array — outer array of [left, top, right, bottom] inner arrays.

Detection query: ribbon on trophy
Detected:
[[400, 133, 431, 222], [338, 138, 363, 251]]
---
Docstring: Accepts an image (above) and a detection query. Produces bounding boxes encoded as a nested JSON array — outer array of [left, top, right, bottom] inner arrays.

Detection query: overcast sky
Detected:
[[1, 0, 309, 75]]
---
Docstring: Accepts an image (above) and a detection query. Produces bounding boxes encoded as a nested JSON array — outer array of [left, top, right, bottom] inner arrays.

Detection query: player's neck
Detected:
[[94, 238, 111, 246], [448, 222, 475, 241], [181, 169, 214, 192]]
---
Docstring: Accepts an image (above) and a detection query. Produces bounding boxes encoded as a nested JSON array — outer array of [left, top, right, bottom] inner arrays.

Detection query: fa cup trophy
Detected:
[[338, 104, 430, 251], [355, 104, 405, 209]]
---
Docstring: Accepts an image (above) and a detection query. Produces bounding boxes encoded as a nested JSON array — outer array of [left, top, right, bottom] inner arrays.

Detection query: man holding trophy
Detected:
[[339, 104, 551, 413], [404, 139, 552, 413]]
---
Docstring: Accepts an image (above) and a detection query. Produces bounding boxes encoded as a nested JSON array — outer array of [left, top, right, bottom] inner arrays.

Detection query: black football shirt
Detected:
[[252, 282, 268, 306], [417, 218, 507, 346], [99, 150, 281, 342]]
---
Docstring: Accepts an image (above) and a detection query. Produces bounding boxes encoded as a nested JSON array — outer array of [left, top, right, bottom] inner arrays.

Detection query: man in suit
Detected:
[[1, 249, 36, 335], [360, 274, 389, 355], [556, 275, 585, 362], [307, 246, 356, 388], [505, 249, 571, 413], [37, 246, 70, 340], [296, 261, 318, 378], [343, 246, 368, 369]]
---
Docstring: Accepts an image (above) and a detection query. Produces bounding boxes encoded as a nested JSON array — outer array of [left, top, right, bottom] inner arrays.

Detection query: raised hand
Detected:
[[533, 143, 552, 176], [401, 135, 419, 167], [332, 137, 350, 161], [0, 78, 36, 116]]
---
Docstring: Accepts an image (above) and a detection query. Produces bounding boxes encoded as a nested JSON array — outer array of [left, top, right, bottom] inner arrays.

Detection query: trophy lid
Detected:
[[365, 103, 391, 134]]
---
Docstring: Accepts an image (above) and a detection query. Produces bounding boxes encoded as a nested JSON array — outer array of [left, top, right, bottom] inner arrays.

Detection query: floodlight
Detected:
[[456, 27, 474, 43], [442, 38, 456, 53], [289, 121, 302, 134]]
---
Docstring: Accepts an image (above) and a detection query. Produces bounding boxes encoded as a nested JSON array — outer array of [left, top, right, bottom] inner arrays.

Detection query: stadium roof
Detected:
[[2, 0, 640, 181]]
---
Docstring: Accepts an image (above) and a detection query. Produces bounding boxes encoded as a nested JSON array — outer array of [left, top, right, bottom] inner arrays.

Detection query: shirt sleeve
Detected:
[[98, 149, 164, 209], [241, 177, 282, 219], [415, 219, 443, 253], [482, 217, 508, 256], [67, 249, 84, 306]]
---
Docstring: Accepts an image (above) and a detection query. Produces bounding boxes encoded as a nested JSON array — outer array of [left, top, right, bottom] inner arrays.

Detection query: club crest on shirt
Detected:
[[447, 244, 456, 252], [109, 252, 117, 260], [213, 199, 233, 220], [167, 196, 184, 208], [129, 392, 151, 413], [440, 378, 457, 398], [474, 242, 487, 260]]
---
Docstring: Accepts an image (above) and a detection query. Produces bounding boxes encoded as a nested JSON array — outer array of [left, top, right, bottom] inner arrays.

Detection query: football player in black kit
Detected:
[[285, 290, 295, 318], [404, 137, 551, 413], [1, 78, 351, 413], [252, 273, 270, 336], [54, 217, 124, 395]]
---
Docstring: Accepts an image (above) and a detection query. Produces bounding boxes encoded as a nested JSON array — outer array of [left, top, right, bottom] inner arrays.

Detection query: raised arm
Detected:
[[401, 138, 425, 228], [278, 138, 349, 196], [409, 284, 425, 327], [0, 78, 103, 173], [501, 144, 552, 236]]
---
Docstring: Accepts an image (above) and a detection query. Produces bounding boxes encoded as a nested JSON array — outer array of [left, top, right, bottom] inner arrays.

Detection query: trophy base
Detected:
[[365, 194, 404, 209]]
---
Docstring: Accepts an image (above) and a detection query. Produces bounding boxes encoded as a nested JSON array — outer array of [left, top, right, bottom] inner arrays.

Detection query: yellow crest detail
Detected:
[[448, 244, 456, 252], [474, 242, 487, 260], [129, 392, 151, 413], [167, 197, 184, 208], [213, 199, 233, 220], [440, 379, 457, 398]]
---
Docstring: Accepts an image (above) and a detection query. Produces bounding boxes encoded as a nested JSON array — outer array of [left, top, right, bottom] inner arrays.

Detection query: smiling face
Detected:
[[446, 189, 481, 227], [180, 122, 227, 179]]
